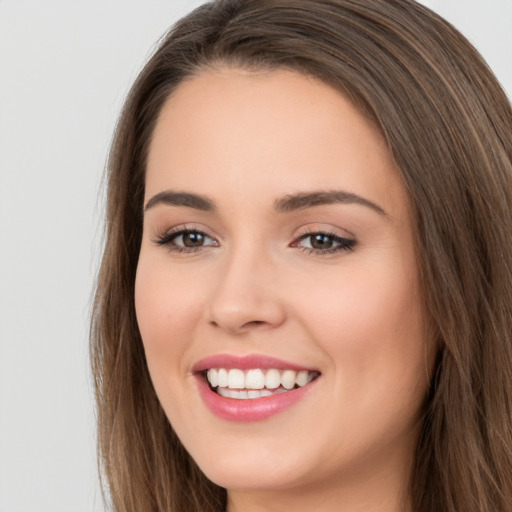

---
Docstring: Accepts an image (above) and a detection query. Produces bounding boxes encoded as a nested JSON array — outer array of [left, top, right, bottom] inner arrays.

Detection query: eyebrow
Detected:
[[274, 190, 389, 218], [144, 191, 216, 212], [144, 188, 388, 218]]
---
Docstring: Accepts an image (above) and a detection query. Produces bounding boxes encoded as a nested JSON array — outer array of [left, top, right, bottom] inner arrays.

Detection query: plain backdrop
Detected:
[[0, 1, 510, 511]]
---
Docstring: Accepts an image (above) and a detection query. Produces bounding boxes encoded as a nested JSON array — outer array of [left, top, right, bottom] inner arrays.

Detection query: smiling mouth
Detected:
[[204, 368, 320, 399]]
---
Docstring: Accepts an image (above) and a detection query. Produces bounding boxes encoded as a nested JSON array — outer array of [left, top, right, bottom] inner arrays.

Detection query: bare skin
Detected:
[[135, 67, 432, 512]]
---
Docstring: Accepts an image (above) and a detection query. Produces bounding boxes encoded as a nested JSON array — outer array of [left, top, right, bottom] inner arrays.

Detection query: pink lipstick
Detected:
[[192, 354, 320, 422]]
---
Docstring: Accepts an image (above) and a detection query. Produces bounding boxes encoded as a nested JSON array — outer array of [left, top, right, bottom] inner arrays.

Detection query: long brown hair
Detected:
[[90, 1, 512, 510]]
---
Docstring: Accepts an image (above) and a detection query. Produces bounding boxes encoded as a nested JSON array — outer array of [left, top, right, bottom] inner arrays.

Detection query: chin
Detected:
[[177, 422, 325, 493], [198, 455, 306, 492]]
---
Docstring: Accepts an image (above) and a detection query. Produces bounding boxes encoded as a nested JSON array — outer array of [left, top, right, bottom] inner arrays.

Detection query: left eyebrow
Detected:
[[274, 190, 389, 219]]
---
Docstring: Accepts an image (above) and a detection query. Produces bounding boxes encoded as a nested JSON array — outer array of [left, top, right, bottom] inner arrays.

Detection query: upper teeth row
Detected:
[[206, 368, 317, 390]]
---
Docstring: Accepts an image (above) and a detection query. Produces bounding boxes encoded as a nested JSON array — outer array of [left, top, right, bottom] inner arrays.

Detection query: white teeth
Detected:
[[296, 370, 310, 387], [227, 369, 245, 389], [205, 367, 319, 397], [281, 370, 296, 390], [207, 368, 218, 387], [218, 387, 287, 399], [217, 368, 228, 387], [265, 369, 281, 389], [245, 369, 265, 389]]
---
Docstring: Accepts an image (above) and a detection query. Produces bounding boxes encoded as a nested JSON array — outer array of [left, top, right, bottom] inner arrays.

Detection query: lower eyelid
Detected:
[[302, 240, 356, 252]]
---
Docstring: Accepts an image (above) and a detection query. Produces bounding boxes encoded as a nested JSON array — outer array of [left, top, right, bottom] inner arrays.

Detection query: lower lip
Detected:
[[195, 375, 318, 422]]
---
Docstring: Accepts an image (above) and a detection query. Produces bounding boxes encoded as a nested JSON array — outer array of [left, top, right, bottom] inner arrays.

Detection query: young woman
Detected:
[[90, 1, 512, 511]]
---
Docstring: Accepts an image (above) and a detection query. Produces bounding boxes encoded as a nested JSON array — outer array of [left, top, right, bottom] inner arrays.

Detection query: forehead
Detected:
[[145, 67, 407, 221]]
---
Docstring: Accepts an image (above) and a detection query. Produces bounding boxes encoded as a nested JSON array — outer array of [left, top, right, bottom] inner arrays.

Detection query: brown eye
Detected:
[[310, 234, 335, 250], [295, 232, 356, 254], [171, 230, 217, 249], [181, 231, 207, 247], [155, 229, 218, 252]]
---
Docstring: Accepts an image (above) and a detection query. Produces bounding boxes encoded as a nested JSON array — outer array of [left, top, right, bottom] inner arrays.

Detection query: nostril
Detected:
[[209, 318, 271, 333], [241, 320, 268, 330]]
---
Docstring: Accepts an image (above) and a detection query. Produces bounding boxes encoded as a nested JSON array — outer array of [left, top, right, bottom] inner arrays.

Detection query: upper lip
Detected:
[[192, 354, 319, 373]]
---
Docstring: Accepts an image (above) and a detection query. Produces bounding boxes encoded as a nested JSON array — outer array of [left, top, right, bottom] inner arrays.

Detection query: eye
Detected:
[[293, 231, 356, 255], [154, 228, 218, 253]]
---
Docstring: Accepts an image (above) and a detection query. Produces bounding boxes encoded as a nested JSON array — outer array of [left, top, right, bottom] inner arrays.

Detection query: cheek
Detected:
[[298, 256, 427, 403], [297, 268, 428, 469], [134, 255, 205, 374], [300, 256, 421, 340], [134, 255, 213, 428]]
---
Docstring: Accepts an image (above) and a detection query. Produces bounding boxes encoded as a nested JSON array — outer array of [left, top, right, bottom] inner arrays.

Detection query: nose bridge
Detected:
[[207, 237, 285, 334]]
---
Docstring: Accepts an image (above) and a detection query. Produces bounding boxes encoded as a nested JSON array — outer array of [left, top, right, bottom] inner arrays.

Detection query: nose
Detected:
[[207, 247, 286, 335]]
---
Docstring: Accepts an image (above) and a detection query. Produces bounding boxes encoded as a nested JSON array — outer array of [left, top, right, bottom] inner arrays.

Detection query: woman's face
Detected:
[[136, 68, 431, 504]]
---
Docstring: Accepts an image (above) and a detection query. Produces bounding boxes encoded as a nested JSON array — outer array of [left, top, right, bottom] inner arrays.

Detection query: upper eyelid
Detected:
[[292, 231, 354, 246], [293, 225, 356, 240], [152, 228, 219, 254], [156, 227, 217, 242], [154, 223, 217, 239]]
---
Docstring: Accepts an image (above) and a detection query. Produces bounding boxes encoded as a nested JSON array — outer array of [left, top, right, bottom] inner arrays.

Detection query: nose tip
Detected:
[[207, 261, 286, 335], [209, 304, 284, 335]]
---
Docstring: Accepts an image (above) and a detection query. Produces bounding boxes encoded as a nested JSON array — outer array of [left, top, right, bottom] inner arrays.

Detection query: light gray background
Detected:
[[0, 1, 510, 511]]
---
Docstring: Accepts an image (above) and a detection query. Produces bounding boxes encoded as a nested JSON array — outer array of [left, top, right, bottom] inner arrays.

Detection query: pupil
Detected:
[[311, 234, 333, 249], [183, 232, 204, 247]]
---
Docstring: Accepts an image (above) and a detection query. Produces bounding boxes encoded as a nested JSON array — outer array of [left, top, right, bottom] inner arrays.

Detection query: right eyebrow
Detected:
[[144, 190, 216, 212]]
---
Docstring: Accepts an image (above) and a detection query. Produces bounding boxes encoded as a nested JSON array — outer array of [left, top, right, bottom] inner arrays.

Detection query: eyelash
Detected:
[[153, 226, 217, 254], [292, 229, 356, 255], [153, 227, 357, 255]]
